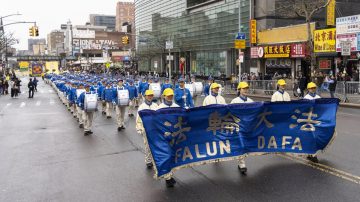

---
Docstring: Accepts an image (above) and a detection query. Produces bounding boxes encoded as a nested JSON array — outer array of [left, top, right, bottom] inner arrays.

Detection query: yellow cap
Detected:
[[307, 82, 317, 89], [210, 83, 220, 89], [163, 88, 174, 96], [145, 90, 154, 96], [237, 81, 249, 89], [277, 79, 286, 86]]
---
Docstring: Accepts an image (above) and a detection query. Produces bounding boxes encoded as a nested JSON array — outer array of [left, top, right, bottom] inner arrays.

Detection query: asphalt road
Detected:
[[0, 78, 359, 202]]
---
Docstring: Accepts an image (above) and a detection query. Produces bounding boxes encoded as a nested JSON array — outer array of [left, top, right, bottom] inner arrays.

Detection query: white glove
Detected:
[[137, 129, 144, 134], [182, 96, 186, 99]]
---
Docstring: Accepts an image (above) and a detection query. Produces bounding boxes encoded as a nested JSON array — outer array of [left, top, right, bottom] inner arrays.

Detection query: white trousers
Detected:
[[105, 102, 113, 117], [83, 111, 94, 132], [115, 105, 126, 127]]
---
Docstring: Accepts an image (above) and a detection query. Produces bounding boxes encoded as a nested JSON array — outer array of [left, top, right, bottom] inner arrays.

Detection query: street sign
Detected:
[[239, 52, 244, 63], [236, 32, 246, 40], [166, 55, 174, 60], [341, 41, 351, 56], [166, 41, 173, 49], [235, 40, 246, 49]]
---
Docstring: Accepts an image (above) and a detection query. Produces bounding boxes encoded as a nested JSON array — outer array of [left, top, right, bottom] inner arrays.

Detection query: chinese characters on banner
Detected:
[[327, 0, 336, 26], [319, 59, 332, 69], [250, 19, 257, 44], [314, 28, 336, 53], [291, 43, 306, 58]]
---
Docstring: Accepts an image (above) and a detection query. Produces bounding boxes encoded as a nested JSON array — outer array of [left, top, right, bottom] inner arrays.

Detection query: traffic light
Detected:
[[29, 26, 34, 37], [122, 35, 129, 45], [34, 26, 39, 36]]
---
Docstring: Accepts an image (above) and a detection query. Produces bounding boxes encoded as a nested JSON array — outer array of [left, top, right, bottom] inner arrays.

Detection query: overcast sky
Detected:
[[0, 0, 134, 50]]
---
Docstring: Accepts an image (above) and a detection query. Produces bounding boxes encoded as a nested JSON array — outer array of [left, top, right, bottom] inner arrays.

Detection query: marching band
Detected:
[[46, 72, 325, 188]]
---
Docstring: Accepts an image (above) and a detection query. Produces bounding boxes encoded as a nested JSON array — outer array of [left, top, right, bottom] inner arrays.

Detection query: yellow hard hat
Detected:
[[163, 88, 174, 96], [307, 82, 317, 89], [210, 83, 220, 89], [145, 90, 154, 96], [277, 79, 286, 86], [237, 81, 249, 89]]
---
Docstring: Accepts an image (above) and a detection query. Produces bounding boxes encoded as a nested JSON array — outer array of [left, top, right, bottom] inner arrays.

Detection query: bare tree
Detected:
[[0, 31, 18, 52], [275, 0, 332, 77]]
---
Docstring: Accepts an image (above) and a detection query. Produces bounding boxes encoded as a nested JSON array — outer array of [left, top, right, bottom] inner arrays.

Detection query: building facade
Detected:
[[90, 14, 116, 31], [27, 39, 46, 55], [116, 1, 135, 31], [135, 0, 250, 77], [47, 30, 65, 55]]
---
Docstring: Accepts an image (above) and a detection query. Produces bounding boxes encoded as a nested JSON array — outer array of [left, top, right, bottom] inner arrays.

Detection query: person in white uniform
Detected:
[[157, 88, 179, 188], [230, 81, 253, 175], [303, 82, 321, 163], [271, 79, 291, 102], [203, 83, 226, 106], [136, 90, 158, 169]]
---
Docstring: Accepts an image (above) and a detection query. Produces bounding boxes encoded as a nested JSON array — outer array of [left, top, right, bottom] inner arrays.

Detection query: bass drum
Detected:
[[193, 82, 203, 96], [149, 83, 161, 98], [185, 83, 194, 97], [84, 94, 98, 112], [117, 89, 130, 106], [76, 89, 86, 98]]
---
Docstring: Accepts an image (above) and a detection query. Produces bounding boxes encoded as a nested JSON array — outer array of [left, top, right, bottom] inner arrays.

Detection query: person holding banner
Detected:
[[136, 90, 158, 169], [303, 82, 321, 163], [78, 84, 94, 136], [230, 81, 254, 174], [115, 79, 128, 131], [271, 79, 291, 102], [158, 88, 179, 187], [159, 88, 180, 109], [203, 83, 226, 106], [174, 78, 194, 109]]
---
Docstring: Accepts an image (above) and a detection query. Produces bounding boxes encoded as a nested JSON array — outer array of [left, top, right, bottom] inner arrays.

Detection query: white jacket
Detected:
[[303, 94, 321, 100], [203, 95, 226, 106], [158, 102, 180, 109], [136, 102, 158, 133], [271, 91, 291, 102], [231, 96, 254, 104]]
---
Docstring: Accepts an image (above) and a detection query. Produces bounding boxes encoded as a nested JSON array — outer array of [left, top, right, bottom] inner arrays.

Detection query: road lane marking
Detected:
[[36, 101, 41, 106], [50, 99, 55, 105], [20, 102, 26, 108], [0, 103, 12, 114], [278, 153, 360, 185], [48, 90, 54, 93]]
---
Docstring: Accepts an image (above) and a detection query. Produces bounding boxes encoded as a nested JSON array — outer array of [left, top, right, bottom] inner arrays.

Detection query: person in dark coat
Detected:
[[328, 75, 337, 98], [299, 75, 307, 98], [33, 77, 38, 92], [28, 78, 35, 98]]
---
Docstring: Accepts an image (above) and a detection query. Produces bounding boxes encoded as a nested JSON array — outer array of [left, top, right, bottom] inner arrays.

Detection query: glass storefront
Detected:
[[135, 0, 250, 76]]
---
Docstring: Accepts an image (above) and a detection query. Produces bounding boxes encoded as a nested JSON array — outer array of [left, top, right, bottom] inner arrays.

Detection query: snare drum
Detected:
[[117, 89, 129, 106], [149, 83, 161, 98], [84, 94, 98, 112]]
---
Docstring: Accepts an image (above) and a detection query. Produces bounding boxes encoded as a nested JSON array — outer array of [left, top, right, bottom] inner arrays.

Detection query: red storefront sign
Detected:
[[291, 43, 306, 58], [319, 59, 332, 69]]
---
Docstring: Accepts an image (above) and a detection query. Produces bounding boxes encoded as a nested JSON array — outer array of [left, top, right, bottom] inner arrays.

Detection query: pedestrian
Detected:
[[230, 81, 254, 175], [28, 78, 35, 98], [174, 78, 194, 109], [78, 84, 95, 136], [328, 75, 337, 98], [203, 82, 226, 106], [136, 90, 158, 170], [33, 77, 38, 92], [0, 78, 3, 96], [303, 82, 321, 163], [115, 79, 128, 131], [203, 76, 214, 96], [271, 79, 291, 102], [299, 75, 307, 98], [10, 79, 19, 98]]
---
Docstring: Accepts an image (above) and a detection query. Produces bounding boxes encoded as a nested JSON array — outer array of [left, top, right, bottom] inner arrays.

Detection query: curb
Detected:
[[225, 93, 360, 109]]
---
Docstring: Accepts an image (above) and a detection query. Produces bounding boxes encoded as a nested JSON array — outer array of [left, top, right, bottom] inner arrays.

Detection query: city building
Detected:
[[28, 38, 46, 55], [47, 30, 65, 56], [116, 1, 135, 32], [90, 14, 116, 31], [135, 0, 250, 76]]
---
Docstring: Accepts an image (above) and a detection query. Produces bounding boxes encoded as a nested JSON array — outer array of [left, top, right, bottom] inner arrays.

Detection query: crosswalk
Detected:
[[1, 98, 57, 111]]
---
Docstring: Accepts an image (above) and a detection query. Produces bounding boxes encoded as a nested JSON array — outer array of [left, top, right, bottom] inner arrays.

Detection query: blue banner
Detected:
[[140, 99, 339, 178]]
